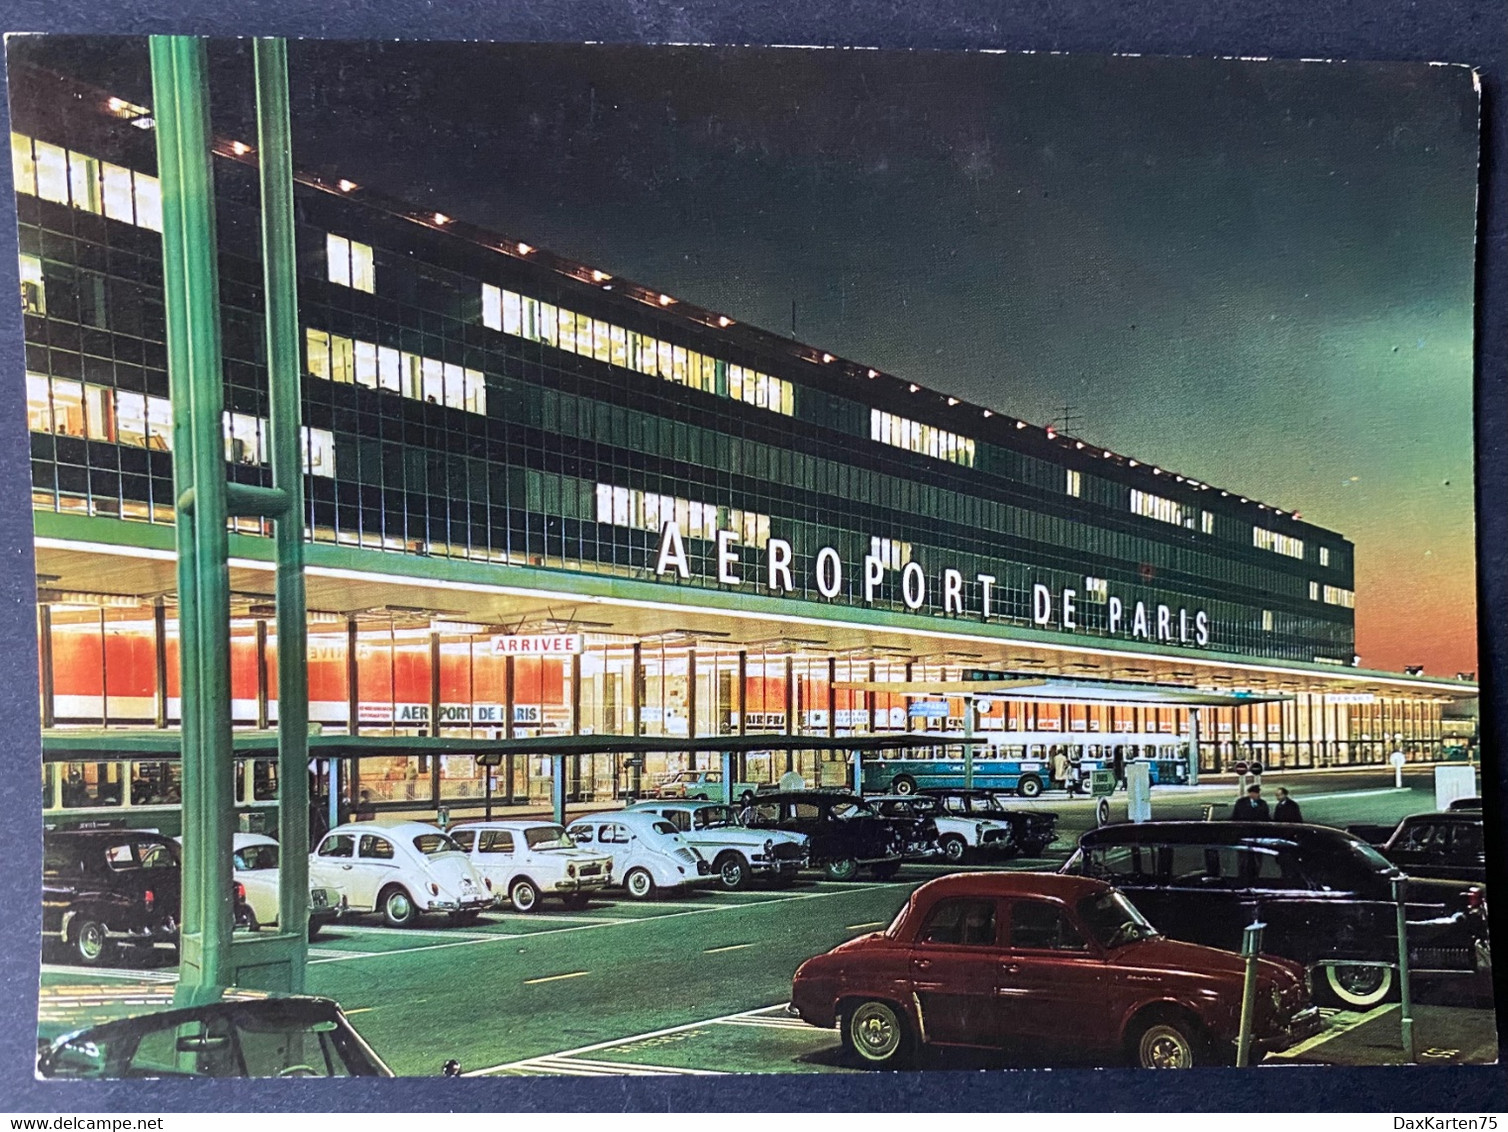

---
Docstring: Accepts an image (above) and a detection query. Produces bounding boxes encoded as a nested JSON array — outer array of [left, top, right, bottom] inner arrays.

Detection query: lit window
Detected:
[[133, 174, 162, 232], [18, 254, 44, 315], [302, 427, 336, 477], [350, 241, 375, 293], [1309, 581, 1320, 601], [33, 140, 68, 204], [223, 412, 264, 465], [115, 390, 147, 447], [1201, 510, 1214, 535], [11, 135, 159, 231], [1254, 527, 1305, 558], [502, 289, 522, 335], [326, 233, 374, 293], [146, 395, 173, 450], [68, 152, 102, 215], [101, 162, 134, 223], [11, 133, 35, 196], [1261, 610, 1274, 632], [330, 334, 355, 384], [1323, 585, 1355, 608], [354, 340, 378, 388], [84, 384, 114, 441], [482, 283, 502, 331], [869, 537, 912, 570], [598, 483, 770, 548], [378, 346, 401, 393], [49, 379, 85, 437], [1066, 469, 1082, 498], [443, 362, 466, 410], [1129, 489, 1192, 528], [1084, 577, 1108, 603], [305, 328, 331, 379], [870, 409, 975, 467], [25, 372, 51, 433], [464, 368, 486, 415], [1320, 546, 1331, 567]]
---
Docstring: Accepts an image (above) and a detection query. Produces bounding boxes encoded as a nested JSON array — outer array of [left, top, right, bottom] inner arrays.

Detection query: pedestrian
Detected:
[[1051, 747, 1070, 792], [1111, 746, 1127, 792], [353, 788, 376, 822], [1230, 783, 1270, 821], [1272, 786, 1303, 823]]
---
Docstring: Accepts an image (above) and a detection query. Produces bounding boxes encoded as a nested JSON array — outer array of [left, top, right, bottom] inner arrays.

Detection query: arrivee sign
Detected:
[[490, 634, 584, 656]]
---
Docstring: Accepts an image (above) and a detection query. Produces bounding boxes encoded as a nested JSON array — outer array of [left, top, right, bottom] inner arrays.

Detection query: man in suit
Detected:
[[1272, 786, 1304, 823], [1230, 784, 1270, 821]]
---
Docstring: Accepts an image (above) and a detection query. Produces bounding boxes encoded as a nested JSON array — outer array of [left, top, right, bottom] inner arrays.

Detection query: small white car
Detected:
[[640, 769, 761, 803], [566, 810, 714, 900], [231, 832, 342, 940], [308, 820, 494, 928], [625, 801, 809, 890], [869, 794, 1014, 863], [449, 821, 613, 913]]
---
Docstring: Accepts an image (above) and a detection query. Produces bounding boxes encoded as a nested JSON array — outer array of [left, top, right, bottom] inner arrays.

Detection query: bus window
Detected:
[[253, 759, 279, 801], [42, 764, 55, 810], [60, 761, 123, 808], [129, 761, 181, 806]]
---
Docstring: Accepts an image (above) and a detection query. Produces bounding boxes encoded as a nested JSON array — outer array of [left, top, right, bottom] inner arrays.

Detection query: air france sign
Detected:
[[653, 521, 1211, 648]]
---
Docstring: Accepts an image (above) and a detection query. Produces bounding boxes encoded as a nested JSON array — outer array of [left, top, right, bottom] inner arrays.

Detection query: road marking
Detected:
[[845, 921, 887, 930], [1291, 788, 1409, 803], [467, 1002, 792, 1075], [524, 970, 590, 985], [326, 923, 502, 941], [41, 965, 178, 983], [703, 942, 755, 954], [500, 1055, 721, 1077], [343, 1007, 376, 1015], [1266, 1002, 1398, 1060]]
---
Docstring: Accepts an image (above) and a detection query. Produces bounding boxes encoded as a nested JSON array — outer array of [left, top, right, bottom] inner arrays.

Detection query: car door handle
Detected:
[[1000, 964, 1021, 975], [341, 864, 352, 870], [914, 959, 932, 970]]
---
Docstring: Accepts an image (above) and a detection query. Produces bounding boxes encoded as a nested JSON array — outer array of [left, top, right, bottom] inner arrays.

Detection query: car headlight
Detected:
[[764, 839, 774, 854], [567, 863, 577, 877], [428, 882, 440, 896]]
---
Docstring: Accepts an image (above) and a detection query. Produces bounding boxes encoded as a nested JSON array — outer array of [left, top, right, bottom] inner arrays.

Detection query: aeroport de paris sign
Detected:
[[652, 521, 1212, 647]]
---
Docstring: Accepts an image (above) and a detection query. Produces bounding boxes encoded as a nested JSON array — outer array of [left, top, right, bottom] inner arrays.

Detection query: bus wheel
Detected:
[[891, 776, 917, 796], [1017, 775, 1044, 799]]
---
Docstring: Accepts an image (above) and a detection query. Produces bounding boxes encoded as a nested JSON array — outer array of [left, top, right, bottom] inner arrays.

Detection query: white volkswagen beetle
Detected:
[[449, 821, 613, 913], [565, 810, 714, 900], [308, 821, 494, 928], [625, 801, 809, 890], [231, 832, 342, 939]]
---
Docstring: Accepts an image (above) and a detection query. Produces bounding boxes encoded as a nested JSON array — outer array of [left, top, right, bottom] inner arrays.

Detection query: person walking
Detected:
[[1272, 786, 1303, 823], [1111, 746, 1127, 792], [1051, 747, 1070, 792], [1230, 783, 1270, 821]]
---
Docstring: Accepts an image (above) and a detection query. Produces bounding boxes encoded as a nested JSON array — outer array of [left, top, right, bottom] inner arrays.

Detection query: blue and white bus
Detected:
[[858, 732, 1193, 797]]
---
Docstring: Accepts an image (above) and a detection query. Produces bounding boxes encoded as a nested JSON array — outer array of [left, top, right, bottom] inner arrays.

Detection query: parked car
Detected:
[[1447, 797, 1483, 812], [1379, 812, 1486, 883], [37, 993, 396, 1078], [43, 829, 181, 966], [868, 794, 1013, 864], [740, 790, 931, 881], [790, 872, 1319, 1068], [230, 833, 343, 940], [308, 821, 493, 928], [639, 768, 759, 802], [566, 809, 714, 899], [1062, 821, 1491, 1007], [626, 800, 809, 889], [924, 788, 1061, 858], [449, 821, 613, 912]]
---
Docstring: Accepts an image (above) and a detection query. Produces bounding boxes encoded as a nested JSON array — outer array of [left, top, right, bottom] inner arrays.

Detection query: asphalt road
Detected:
[[39, 766, 1493, 1076]]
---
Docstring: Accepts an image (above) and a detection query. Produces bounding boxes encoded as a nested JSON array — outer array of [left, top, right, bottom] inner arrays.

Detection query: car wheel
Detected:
[[380, 886, 418, 928], [1017, 775, 1044, 799], [71, 918, 111, 966], [509, 878, 541, 913], [891, 776, 917, 796], [1323, 963, 1394, 1008], [843, 1000, 913, 1068], [823, 858, 860, 882], [1134, 1018, 1201, 1069], [716, 853, 751, 891], [939, 835, 967, 864], [624, 868, 657, 900]]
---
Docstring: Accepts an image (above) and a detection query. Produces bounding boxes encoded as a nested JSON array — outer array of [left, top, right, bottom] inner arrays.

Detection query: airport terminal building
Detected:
[[12, 64, 1475, 820]]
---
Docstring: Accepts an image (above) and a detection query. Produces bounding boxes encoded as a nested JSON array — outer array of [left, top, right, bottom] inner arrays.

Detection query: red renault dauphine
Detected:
[[790, 872, 1320, 1069]]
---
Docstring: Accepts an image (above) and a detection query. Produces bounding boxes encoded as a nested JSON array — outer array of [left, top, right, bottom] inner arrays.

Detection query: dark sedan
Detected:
[[922, 788, 1060, 857], [1380, 811, 1486, 883], [742, 790, 930, 880], [43, 830, 181, 966]]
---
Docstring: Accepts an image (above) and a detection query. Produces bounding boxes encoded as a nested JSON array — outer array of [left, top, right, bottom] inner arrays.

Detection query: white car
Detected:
[[308, 821, 494, 928], [566, 810, 715, 900], [449, 821, 613, 913], [231, 832, 342, 940], [869, 794, 1013, 863], [625, 801, 809, 890]]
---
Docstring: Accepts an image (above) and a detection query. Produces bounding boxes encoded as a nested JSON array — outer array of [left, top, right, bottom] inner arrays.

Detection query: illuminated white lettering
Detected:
[[655, 521, 690, 579], [976, 573, 996, 619], [815, 547, 843, 598], [1032, 584, 1052, 626], [864, 555, 885, 603], [715, 529, 740, 585], [767, 538, 794, 593], [943, 569, 963, 614], [1132, 601, 1149, 640], [902, 562, 926, 610], [1179, 608, 1189, 643], [1157, 604, 1171, 642], [1108, 596, 1123, 634], [1195, 610, 1210, 647], [1062, 589, 1077, 631]]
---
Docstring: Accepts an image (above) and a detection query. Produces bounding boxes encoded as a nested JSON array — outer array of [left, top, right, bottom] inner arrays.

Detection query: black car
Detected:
[[1062, 821, 1490, 1009], [1447, 796, 1483, 812], [1379, 812, 1486, 883], [742, 790, 931, 881], [921, 787, 1061, 857], [43, 830, 182, 966], [37, 995, 395, 1078]]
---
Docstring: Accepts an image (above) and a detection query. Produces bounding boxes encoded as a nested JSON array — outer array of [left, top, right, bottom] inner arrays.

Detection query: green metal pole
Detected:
[[1235, 919, 1265, 1067], [151, 35, 236, 1006], [963, 694, 975, 791], [1394, 874, 1416, 1061], [255, 37, 310, 987]]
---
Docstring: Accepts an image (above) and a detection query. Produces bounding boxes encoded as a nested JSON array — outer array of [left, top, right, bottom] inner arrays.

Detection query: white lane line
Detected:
[[1266, 1003, 1398, 1060], [467, 1002, 792, 1076], [41, 965, 178, 983], [1293, 788, 1410, 803], [501, 1056, 720, 1077], [845, 921, 887, 931], [524, 970, 590, 985], [325, 923, 502, 941], [703, 942, 755, 954], [492, 913, 626, 924], [312, 884, 896, 965]]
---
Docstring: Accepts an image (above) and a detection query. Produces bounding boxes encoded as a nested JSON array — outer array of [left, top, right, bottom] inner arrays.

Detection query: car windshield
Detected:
[[651, 821, 679, 837], [235, 843, 278, 871], [694, 806, 738, 829], [1342, 835, 1401, 875], [831, 800, 876, 819], [524, 825, 574, 850], [1076, 890, 1160, 948], [412, 833, 460, 856]]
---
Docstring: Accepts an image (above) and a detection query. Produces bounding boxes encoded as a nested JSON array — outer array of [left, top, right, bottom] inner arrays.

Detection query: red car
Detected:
[[790, 872, 1321, 1069]]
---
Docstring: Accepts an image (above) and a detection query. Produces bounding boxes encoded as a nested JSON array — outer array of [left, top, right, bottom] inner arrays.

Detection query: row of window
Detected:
[[305, 327, 487, 415], [869, 537, 913, 570], [1254, 526, 1305, 559], [1129, 488, 1210, 532], [594, 482, 773, 549], [27, 372, 335, 476], [11, 133, 162, 233], [483, 284, 796, 417], [1321, 584, 1356, 608], [870, 409, 977, 468]]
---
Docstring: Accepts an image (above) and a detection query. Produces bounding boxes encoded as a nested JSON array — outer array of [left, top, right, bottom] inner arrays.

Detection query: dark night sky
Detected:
[[12, 38, 1482, 674]]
